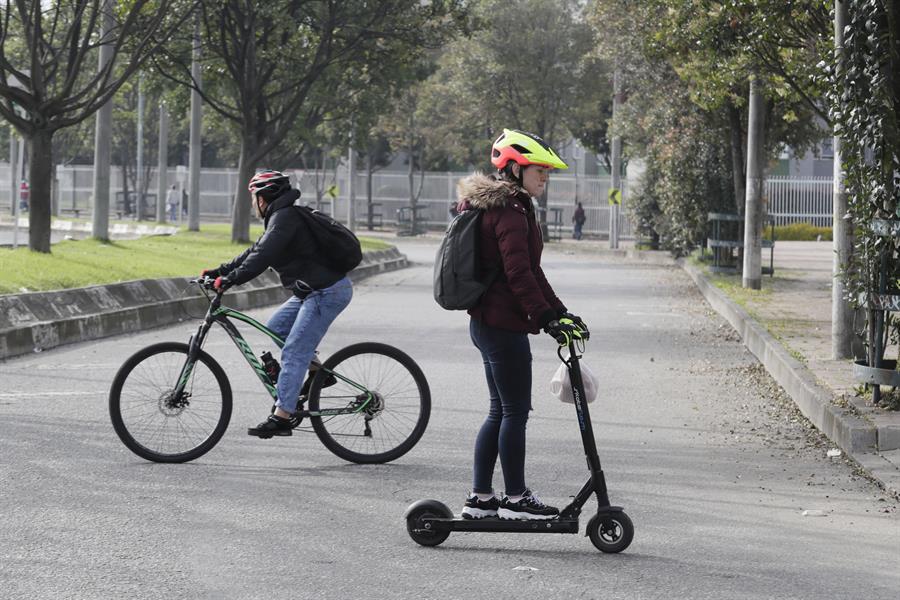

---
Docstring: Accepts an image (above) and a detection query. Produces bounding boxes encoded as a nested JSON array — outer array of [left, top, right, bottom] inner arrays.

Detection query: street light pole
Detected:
[[136, 72, 145, 221], [156, 103, 169, 223], [609, 66, 623, 249], [832, 0, 854, 359], [91, 0, 114, 239], [188, 13, 202, 232], [348, 130, 357, 233], [742, 77, 766, 290]]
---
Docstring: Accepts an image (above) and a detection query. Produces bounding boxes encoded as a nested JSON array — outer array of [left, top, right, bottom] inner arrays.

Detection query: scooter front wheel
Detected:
[[587, 511, 634, 553], [405, 500, 452, 547]]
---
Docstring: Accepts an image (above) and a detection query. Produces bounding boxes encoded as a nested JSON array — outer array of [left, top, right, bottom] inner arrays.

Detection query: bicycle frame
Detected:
[[176, 284, 371, 418]]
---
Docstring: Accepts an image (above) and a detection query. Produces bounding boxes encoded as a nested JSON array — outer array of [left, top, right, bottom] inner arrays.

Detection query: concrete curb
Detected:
[[679, 259, 877, 454], [678, 259, 899, 497], [0, 247, 407, 361]]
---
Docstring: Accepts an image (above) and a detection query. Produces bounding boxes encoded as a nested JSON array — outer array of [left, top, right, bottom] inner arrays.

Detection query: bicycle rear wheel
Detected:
[[109, 342, 232, 463], [308, 342, 430, 464]]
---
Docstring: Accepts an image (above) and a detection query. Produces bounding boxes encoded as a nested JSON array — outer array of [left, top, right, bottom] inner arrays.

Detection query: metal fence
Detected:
[[320, 170, 633, 238], [0, 164, 837, 234], [766, 176, 834, 227]]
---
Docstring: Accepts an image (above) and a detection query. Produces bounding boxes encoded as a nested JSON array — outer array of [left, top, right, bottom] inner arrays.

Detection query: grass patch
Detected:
[[0, 223, 391, 294], [765, 223, 833, 241], [709, 273, 773, 313]]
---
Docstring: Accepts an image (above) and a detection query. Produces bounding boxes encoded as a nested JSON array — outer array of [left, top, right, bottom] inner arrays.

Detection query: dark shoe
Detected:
[[248, 415, 293, 438], [461, 493, 500, 519], [270, 404, 304, 429], [497, 489, 559, 520]]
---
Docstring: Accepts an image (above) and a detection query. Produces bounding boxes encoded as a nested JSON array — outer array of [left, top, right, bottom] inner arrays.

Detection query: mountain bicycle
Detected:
[[109, 277, 431, 464]]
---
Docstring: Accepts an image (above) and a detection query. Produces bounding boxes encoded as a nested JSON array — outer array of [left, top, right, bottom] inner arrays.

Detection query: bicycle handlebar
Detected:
[[190, 276, 218, 290]]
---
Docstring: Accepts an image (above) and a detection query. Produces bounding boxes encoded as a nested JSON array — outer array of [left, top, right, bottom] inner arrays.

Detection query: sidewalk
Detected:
[[0, 215, 177, 246]]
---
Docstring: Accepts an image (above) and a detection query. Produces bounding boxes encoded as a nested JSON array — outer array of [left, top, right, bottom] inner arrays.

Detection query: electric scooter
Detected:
[[405, 328, 634, 553]]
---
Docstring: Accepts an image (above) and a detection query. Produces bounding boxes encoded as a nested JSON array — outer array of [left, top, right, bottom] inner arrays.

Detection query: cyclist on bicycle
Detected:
[[202, 170, 353, 438], [456, 129, 586, 520]]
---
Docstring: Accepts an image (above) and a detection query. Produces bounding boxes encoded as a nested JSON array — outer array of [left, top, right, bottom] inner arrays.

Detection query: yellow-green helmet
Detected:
[[491, 129, 568, 170]]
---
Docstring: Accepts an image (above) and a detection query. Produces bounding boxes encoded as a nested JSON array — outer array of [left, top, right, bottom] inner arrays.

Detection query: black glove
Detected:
[[201, 267, 221, 279], [544, 318, 582, 345]]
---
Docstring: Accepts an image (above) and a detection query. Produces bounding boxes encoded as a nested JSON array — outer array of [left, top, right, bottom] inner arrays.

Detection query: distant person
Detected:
[[449, 200, 459, 219], [182, 188, 189, 216], [166, 184, 179, 221], [572, 202, 586, 240], [19, 180, 29, 213]]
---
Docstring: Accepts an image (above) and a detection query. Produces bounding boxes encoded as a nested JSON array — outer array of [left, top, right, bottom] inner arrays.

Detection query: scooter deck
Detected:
[[432, 516, 580, 534]]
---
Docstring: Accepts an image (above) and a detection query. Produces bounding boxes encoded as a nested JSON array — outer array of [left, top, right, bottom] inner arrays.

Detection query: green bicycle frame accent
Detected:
[[179, 293, 371, 417]]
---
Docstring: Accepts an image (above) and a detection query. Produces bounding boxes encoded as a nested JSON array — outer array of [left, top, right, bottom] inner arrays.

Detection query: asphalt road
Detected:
[[1, 238, 898, 600]]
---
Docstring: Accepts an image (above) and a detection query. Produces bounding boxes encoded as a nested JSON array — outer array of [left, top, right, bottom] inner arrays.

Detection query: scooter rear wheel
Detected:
[[587, 511, 634, 553], [405, 500, 452, 547]]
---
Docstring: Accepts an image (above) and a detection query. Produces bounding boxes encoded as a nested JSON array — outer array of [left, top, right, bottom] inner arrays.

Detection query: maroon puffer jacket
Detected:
[[456, 173, 565, 334]]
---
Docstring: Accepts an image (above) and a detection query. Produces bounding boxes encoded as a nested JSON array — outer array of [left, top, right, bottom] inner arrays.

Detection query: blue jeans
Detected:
[[469, 318, 532, 497], [265, 277, 353, 413]]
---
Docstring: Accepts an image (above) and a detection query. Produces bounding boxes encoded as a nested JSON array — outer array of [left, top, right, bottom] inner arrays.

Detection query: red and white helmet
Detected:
[[247, 169, 290, 197]]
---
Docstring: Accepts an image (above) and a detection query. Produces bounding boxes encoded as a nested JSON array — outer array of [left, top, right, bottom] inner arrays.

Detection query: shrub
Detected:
[[764, 223, 833, 241]]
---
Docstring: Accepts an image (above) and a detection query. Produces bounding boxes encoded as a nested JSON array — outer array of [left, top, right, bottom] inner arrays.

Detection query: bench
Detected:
[[706, 212, 775, 275], [397, 205, 428, 236]]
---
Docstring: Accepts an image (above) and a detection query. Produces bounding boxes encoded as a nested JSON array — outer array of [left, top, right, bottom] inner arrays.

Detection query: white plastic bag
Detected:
[[549, 351, 598, 404]]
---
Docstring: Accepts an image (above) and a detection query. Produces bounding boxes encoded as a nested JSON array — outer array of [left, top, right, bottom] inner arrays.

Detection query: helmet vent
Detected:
[[510, 144, 530, 154]]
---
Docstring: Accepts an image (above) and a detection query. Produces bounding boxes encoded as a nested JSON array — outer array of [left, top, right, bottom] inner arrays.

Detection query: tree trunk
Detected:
[[28, 129, 54, 252], [121, 163, 130, 217], [231, 139, 255, 243], [729, 102, 746, 215]]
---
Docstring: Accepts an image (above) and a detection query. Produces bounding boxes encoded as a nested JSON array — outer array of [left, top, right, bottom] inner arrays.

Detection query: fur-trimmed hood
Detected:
[[456, 172, 526, 210]]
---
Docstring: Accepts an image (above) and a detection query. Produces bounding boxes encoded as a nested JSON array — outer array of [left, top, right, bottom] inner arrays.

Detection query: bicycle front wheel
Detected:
[[109, 342, 232, 463], [308, 342, 430, 464]]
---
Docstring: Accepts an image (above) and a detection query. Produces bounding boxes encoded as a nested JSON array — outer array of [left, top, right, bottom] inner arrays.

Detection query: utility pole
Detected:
[[9, 125, 17, 217], [188, 13, 202, 232], [609, 66, 623, 249], [742, 77, 766, 290], [347, 133, 357, 233], [136, 72, 145, 221], [832, 0, 854, 359], [156, 103, 169, 223], [91, 0, 114, 240], [10, 126, 19, 249]]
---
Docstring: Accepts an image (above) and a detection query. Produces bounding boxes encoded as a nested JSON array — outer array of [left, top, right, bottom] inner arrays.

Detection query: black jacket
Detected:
[[217, 189, 344, 295]]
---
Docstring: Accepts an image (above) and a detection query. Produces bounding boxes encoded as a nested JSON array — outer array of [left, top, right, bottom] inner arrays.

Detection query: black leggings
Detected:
[[469, 318, 532, 496]]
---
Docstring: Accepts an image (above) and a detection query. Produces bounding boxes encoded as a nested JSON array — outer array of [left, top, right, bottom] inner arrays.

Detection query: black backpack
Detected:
[[433, 209, 500, 310], [295, 205, 363, 273]]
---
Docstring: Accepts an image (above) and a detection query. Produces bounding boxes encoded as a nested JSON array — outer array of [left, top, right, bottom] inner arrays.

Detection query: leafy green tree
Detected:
[[0, 1, 192, 252], [590, 0, 833, 251], [157, 0, 470, 243], [419, 0, 601, 173], [826, 0, 900, 383], [412, 0, 605, 236]]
